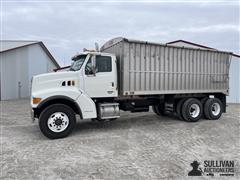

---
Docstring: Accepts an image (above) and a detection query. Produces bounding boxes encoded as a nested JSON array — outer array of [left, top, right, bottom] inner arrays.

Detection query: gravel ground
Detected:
[[0, 99, 239, 180]]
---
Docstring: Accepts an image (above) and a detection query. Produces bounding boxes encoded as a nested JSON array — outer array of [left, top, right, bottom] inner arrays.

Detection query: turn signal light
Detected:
[[33, 97, 42, 104]]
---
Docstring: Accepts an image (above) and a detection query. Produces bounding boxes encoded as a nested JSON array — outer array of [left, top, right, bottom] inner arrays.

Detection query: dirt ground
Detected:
[[0, 99, 239, 179]]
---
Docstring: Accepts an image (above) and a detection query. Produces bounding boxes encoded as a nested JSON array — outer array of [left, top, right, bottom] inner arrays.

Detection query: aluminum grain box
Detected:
[[101, 37, 231, 96]]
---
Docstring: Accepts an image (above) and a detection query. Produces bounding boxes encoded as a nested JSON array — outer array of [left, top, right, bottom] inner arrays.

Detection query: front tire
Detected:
[[39, 104, 76, 139]]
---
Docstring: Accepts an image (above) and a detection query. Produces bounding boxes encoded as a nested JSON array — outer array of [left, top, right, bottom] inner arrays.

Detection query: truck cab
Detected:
[[70, 52, 118, 98], [31, 51, 119, 139]]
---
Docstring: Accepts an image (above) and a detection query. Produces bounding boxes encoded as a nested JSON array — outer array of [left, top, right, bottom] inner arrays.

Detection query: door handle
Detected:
[[111, 82, 114, 87]]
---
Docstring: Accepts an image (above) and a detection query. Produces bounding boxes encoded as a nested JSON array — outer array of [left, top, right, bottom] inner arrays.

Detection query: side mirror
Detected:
[[91, 55, 96, 76]]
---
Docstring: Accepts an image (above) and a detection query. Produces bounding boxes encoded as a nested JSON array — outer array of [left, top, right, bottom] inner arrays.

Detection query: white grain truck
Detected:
[[31, 37, 231, 139]]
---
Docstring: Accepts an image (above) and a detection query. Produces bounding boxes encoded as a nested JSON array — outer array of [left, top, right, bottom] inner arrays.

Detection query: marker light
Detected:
[[33, 97, 42, 104]]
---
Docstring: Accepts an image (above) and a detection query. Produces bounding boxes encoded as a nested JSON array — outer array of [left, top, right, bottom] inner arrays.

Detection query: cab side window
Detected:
[[96, 56, 112, 72], [85, 58, 93, 75]]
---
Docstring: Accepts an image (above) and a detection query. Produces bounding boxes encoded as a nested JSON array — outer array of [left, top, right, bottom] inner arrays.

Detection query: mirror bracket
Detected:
[[91, 55, 96, 76]]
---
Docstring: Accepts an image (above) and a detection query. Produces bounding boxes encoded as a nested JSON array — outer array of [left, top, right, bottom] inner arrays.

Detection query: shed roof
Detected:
[[167, 39, 240, 58], [0, 40, 60, 68]]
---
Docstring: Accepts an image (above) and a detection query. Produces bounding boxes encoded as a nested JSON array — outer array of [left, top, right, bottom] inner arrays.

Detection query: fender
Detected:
[[34, 95, 83, 119], [31, 88, 81, 108], [76, 92, 97, 119], [33, 88, 97, 119], [37, 95, 78, 109]]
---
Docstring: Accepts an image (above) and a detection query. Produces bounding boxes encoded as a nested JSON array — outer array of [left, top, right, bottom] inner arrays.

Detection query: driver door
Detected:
[[84, 55, 117, 98]]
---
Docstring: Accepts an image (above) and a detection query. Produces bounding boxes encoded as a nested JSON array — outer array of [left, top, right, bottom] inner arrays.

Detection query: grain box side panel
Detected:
[[226, 53, 231, 92], [135, 43, 141, 92], [222, 53, 228, 90], [155, 45, 160, 90], [205, 51, 211, 90], [102, 39, 230, 96], [150, 45, 156, 91], [182, 48, 187, 91], [220, 53, 230, 91], [140, 43, 145, 92], [122, 41, 130, 94], [146, 44, 150, 91], [192, 49, 197, 90], [159, 46, 165, 91], [116, 42, 124, 95], [129, 42, 134, 92], [128, 42, 146, 93], [172, 47, 178, 90]]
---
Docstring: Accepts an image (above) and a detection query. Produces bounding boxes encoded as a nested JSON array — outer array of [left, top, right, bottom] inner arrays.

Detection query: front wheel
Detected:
[[39, 104, 76, 139]]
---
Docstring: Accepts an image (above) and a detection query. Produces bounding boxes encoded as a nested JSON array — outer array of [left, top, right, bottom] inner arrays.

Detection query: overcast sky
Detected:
[[1, 0, 239, 66]]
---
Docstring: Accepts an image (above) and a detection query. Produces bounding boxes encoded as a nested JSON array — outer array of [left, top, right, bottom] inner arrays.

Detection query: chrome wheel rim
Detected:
[[47, 112, 69, 133], [211, 103, 221, 116], [189, 104, 200, 118]]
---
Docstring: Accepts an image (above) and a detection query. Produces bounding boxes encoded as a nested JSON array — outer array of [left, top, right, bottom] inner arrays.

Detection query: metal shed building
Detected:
[[167, 40, 240, 103], [0, 40, 60, 100]]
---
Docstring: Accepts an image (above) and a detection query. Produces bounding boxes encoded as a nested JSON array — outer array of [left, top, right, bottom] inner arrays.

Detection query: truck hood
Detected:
[[32, 71, 79, 93]]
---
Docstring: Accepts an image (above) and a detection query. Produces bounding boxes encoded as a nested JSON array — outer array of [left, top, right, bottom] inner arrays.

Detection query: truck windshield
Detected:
[[69, 55, 87, 71]]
